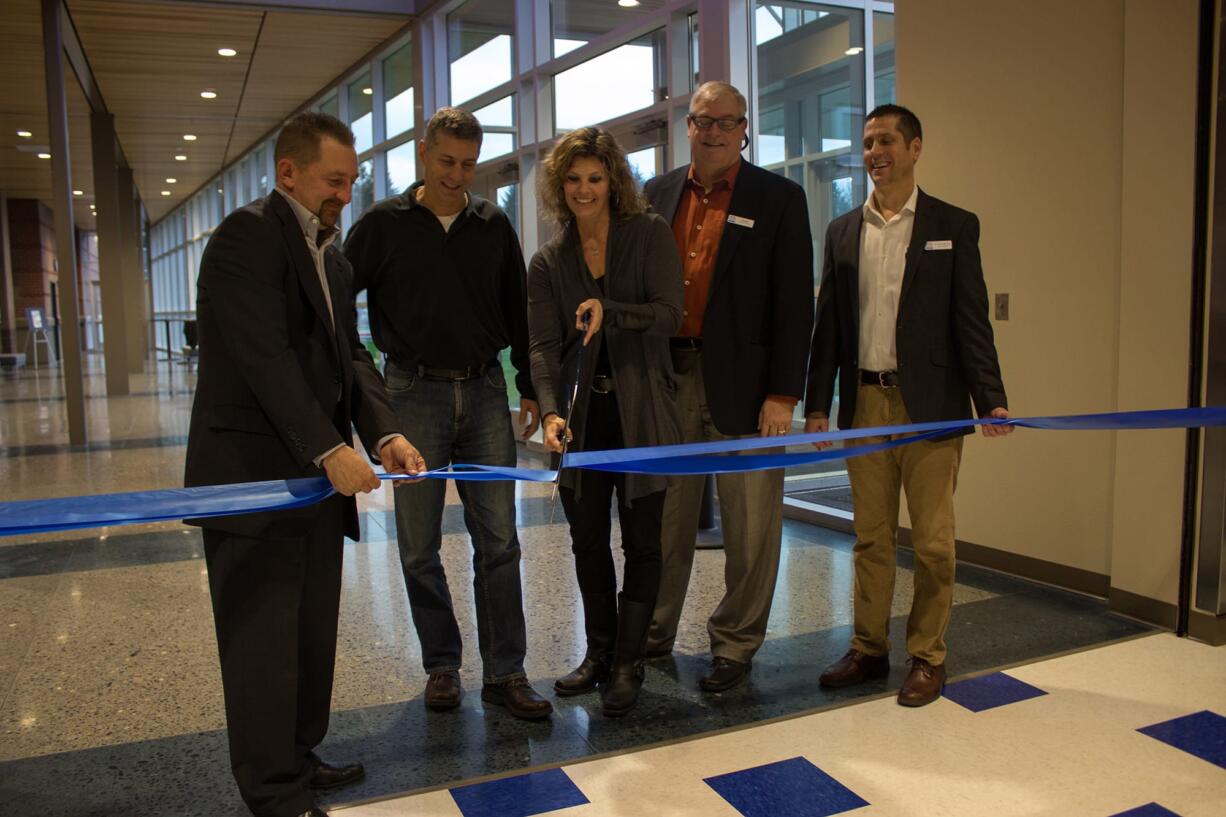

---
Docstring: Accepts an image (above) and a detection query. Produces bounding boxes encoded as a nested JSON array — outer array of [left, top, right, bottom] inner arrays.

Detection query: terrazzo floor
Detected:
[[0, 360, 1165, 816]]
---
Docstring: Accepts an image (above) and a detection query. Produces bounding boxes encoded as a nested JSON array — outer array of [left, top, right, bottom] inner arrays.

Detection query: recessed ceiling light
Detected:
[[174, 154, 187, 161], [183, 134, 197, 141], [166, 178, 177, 184], [845, 46, 864, 55], [200, 89, 217, 100], [73, 190, 83, 196], [362, 87, 373, 95], [161, 191, 172, 197], [218, 47, 237, 57], [17, 130, 32, 138], [618, 0, 640, 6], [37, 152, 50, 159]]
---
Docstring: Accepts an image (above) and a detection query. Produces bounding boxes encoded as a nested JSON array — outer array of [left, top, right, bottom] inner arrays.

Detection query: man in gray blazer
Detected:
[[643, 81, 814, 692], [805, 104, 1011, 707]]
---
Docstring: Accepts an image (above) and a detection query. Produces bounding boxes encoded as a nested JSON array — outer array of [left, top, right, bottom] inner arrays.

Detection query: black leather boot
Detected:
[[601, 594, 654, 717], [555, 591, 617, 696]]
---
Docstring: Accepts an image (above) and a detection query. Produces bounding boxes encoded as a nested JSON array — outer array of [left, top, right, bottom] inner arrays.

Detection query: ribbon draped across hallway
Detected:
[[2, 406, 1223, 537]]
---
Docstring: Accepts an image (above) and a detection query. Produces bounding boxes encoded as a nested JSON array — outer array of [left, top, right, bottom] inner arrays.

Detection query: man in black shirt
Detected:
[[345, 107, 550, 720]]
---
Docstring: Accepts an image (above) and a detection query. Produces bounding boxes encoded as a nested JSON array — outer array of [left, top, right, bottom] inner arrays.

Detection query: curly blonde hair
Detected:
[[539, 127, 647, 225]]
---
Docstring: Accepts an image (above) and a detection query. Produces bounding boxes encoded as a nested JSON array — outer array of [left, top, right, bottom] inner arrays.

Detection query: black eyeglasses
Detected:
[[687, 114, 746, 132]]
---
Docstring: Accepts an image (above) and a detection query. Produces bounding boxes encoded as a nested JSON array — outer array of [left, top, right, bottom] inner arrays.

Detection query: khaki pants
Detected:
[[648, 350, 784, 664], [847, 384, 963, 665]]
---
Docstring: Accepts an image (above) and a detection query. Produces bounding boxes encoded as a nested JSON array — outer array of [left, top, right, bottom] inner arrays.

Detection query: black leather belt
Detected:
[[415, 361, 493, 381], [670, 337, 702, 350], [860, 369, 900, 388], [591, 375, 615, 394]]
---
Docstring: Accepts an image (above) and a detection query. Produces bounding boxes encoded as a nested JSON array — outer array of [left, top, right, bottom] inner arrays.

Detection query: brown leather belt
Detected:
[[415, 361, 493, 381]]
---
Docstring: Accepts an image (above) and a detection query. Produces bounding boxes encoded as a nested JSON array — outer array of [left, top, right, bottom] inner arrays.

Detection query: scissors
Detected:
[[549, 315, 591, 523]]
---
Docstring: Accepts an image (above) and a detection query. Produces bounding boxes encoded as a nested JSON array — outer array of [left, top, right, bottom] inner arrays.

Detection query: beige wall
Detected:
[[895, 0, 1199, 601]]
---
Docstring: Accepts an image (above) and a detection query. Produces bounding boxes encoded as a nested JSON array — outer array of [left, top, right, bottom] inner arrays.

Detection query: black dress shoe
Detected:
[[309, 757, 365, 790], [481, 678, 554, 720], [699, 657, 750, 692], [554, 654, 611, 696], [424, 670, 462, 710]]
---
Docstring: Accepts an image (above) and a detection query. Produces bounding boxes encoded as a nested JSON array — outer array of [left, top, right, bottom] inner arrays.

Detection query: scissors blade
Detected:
[[549, 326, 588, 524]]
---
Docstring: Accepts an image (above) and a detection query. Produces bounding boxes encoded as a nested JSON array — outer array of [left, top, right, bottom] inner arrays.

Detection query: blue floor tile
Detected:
[[449, 768, 589, 817], [1137, 710, 1226, 771], [1109, 804, 1182, 817], [942, 671, 1048, 713], [704, 756, 868, 817]]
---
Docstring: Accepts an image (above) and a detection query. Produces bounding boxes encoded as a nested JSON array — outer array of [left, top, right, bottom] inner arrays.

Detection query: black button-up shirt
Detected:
[[344, 182, 535, 400]]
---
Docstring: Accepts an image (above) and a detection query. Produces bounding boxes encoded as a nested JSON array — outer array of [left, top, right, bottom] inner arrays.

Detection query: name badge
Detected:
[[726, 214, 755, 229], [925, 240, 953, 251]]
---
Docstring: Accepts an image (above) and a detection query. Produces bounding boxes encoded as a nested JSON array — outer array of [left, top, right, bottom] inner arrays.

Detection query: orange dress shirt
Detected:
[[671, 160, 741, 339]]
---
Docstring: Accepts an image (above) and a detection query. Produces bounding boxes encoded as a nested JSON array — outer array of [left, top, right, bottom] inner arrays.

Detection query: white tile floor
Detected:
[[340, 633, 1226, 817]]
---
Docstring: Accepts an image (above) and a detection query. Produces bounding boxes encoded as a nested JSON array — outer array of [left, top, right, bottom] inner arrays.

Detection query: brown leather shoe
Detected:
[[819, 649, 890, 688], [424, 670, 462, 710], [481, 678, 554, 720], [699, 657, 750, 692], [897, 657, 946, 707]]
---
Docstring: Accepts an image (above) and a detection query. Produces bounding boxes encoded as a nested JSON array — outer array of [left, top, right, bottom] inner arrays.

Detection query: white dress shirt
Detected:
[[275, 188, 402, 467], [857, 184, 918, 372]]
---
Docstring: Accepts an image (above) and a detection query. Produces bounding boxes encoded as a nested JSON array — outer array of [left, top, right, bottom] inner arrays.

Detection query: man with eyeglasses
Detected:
[[642, 80, 814, 692]]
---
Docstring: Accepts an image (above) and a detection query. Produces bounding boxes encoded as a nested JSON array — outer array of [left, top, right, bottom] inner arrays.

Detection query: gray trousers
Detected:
[[647, 349, 785, 664]]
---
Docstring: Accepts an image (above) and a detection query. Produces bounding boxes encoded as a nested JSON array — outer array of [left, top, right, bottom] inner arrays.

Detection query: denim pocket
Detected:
[[484, 364, 508, 392], [385, 367, 417, 396]]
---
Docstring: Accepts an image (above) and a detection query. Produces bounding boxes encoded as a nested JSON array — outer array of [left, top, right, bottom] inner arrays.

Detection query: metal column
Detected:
[[41, 0, 87, 443], [89, 111, 130, 396], [117, 166, 147, 373]]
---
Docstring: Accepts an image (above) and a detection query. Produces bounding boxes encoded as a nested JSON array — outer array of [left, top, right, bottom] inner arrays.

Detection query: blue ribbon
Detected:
[[2, 406, 1223, 537]]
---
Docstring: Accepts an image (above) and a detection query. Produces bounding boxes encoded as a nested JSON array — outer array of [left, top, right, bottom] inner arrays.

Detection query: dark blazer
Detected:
[[527, 212, 684, 502], [644, 161, 814, 435], [184, 192, 400, 540], [805, 188, 1007, 432]]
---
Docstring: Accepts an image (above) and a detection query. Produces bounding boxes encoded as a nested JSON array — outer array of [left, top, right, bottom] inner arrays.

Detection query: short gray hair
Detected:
[[424, 106, 483, 148], [690, 81, 747, 117]]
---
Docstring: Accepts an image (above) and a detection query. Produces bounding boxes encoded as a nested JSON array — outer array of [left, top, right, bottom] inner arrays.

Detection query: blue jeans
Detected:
[[385, 360, 527, 682]]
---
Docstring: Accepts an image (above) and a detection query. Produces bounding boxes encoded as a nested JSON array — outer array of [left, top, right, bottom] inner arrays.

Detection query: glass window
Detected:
[[626, 146, 658, 185], [495, 182, 519, 235], [474, 95, 515, 161], [554, 29, 666, 133], [449, 0, 514, 106], [255, 145, 269, 195], [688, 12, 699, 91], [348, 72, 374, 154], [318, 93, 338, 121], [351, 160, 375, 232], [384, 41, 414, 140], [756, 1, 866, 266], [386, 140, 417, 195], [873, 11, 896, 105], [550, 0, 664, 59]]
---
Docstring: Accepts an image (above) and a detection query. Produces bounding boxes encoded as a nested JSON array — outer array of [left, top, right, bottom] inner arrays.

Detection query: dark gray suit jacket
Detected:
[[644, 161, 815, 435], [184, 192, 400, 539], [527, 212, 684, 501], [805, 188, 1007, 432]]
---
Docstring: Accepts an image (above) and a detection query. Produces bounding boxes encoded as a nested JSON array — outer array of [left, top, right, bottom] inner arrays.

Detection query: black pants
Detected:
[[559, 391, 665, 604], [203, 495, 345, 817]]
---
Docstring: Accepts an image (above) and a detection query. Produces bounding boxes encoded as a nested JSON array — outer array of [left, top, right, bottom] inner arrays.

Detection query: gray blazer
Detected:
[[527, 212, 684, 502]]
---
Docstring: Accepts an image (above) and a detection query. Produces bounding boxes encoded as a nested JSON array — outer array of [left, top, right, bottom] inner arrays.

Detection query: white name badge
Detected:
[[726, 214, 755, 229], [925, 240, 953, 251]]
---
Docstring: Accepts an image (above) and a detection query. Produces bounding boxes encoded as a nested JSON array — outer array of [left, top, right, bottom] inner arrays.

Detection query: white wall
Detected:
[[895, 0, 1199, 604]]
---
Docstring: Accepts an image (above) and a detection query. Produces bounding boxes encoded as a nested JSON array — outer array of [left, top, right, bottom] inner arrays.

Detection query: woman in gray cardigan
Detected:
[[528, 127, 684, 716]]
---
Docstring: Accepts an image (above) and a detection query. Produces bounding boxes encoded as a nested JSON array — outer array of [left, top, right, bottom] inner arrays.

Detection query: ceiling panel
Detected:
[[2, 0, 410, 226]]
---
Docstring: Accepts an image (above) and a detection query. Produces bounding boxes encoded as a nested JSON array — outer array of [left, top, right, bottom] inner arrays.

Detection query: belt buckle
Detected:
[[878, 370, 899, 388], [592, 376, 614, 394]]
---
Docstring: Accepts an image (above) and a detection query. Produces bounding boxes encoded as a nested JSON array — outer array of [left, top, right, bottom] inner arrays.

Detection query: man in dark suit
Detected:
[[805, 104, 1011, 707], [185, 112, 424, 817], [643, 81, 814, 692]]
